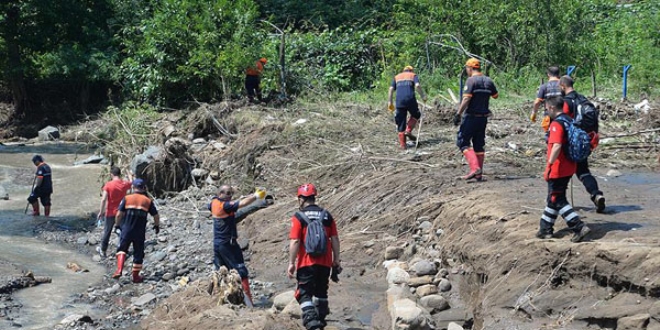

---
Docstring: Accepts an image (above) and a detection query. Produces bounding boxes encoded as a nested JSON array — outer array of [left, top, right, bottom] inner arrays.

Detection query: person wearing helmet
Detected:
[[387, 65, 428, 149], [27, 155, 53, 216], [454, 58, 498, 181], [208, 185, 268, 307], [245, 57, 268, 103], [287, 183, 341, 330], [112, 179, 160, 283]]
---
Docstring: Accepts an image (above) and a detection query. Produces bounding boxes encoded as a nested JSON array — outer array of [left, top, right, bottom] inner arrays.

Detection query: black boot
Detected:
[[536, 219, 554, 239], [302, 305, 323, 330], [592, 194, 606, 213], [567, 220, 591, 243]]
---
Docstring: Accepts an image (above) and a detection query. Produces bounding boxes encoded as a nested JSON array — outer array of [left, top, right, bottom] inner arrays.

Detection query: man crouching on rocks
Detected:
[[209, 185, 267, 307], [112, 179, 160, 283]]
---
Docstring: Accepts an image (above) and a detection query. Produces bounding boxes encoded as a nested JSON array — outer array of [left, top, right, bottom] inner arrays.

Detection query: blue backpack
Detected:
[[554, 115, 591, 163]]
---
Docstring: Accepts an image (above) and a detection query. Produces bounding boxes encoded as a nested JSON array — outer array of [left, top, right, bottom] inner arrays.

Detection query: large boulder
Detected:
[[38, 126, 60, 141], [390, 298, 435, 330]]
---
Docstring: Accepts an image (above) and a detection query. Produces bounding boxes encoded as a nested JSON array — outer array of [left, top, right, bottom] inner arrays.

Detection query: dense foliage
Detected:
[[0, 0, 658, 120]]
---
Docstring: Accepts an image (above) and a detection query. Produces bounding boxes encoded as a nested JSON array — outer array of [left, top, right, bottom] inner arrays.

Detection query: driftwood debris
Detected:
[[0, 271, 52, 294]]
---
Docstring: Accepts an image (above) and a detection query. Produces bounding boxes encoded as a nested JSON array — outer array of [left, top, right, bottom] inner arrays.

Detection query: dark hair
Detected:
[[299, 195, 316, 204], [559, 75, 574, 88], [110, 166, 121, 176], [547, 66, 560, 77], [32, 155, 44, 163], [546, 96, 565, 111]]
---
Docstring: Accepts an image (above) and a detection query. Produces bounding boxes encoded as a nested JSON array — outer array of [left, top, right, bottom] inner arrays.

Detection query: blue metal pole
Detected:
[[567, 66, 576, 77], [623, 65, 632, 100]]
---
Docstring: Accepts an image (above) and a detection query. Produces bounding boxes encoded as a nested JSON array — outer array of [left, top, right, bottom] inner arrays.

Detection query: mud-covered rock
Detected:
[[38, 126, 60, 141], [273, 290, 295, 310], [390, 298, 434, 330], [416, 284, 438, 297], [385, 246, 404, 260], [413, 260, 437, 276], [420, 295, 449, 313], [387, 267, 410, 285], [407, 276, 434, 287], [618, 313, 650, 330], [438, 278, 452, 292]]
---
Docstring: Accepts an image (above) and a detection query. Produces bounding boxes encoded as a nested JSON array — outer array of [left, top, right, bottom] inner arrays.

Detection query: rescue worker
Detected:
[[209, 185, 267, 307], [530, 66, 563, 131], [537, 96, 591, 242], [245, 57, 267, 103], [454, 58, 498, 181], [27, 155, 52, 216], [97, 166, 133, 258], [112, 179, 160, 283], [559, 75, 606, 212], [287, 183, 341, 330], [387, 65, 428, 149]]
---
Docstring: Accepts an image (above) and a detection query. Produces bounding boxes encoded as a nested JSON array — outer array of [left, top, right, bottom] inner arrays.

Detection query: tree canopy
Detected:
[[1, 0, 658, 120]]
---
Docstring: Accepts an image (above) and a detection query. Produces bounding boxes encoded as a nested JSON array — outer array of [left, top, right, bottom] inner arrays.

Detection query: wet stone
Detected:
[[162, 273, 174, 281], [133, 293, 157, 307], [438, 278, 452, 292], [77, 237, 88, 245], [413, 260, 437, 276]]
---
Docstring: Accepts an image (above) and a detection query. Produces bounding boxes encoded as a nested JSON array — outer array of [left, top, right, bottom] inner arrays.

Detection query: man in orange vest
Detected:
[[245, 58, 267, 103], [111, 179, 160, 283], [209, 185, 267, 307], [387, 65, 427, 149]]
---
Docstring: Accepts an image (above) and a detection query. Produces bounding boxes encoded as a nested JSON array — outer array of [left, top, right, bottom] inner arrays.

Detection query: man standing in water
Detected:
[[27, 155, 53, 216]]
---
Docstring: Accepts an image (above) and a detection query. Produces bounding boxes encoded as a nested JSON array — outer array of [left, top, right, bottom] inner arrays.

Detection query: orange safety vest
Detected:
[[245, 61, 264, 76], [210, 198, 235, 218], [124, 194, 152, 212]]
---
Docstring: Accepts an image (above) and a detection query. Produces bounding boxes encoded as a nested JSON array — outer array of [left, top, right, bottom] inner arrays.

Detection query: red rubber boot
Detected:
[[461, 149, 482, 180], [242, 278, 254, 307], [131, 264, 143, 283], [112, 252, 126, 279]]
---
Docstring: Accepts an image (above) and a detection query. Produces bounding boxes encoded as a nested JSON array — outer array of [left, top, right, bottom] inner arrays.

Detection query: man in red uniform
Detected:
[[245, 58, 267, 103], [287, 183, 341, 330], [27, 155, 53, 216], [387, 65, 427, 149], [530, 66, 562, 131], [97, 166, 133, 258], [112, 179, 160, 283], [209, 185, 267, 307], [537, 96, 590, 242], [455, 58, 498, 181]]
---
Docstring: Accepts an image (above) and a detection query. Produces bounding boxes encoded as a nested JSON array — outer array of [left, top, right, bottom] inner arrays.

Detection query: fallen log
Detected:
[[0, 272, 52, 294]]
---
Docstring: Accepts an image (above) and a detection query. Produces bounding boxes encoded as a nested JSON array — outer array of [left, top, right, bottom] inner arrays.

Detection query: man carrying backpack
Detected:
[[559, 75, 606, 212], [287, 183, 341, 330], [209, 185, 267, 307], [537, 96, 590, 242], [530, 66, 563, 132]]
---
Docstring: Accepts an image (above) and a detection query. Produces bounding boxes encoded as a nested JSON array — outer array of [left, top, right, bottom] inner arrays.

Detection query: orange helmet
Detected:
[[465, 58, 480, 69], [259, 57, 268, 64], [297, 183, 317, 197]]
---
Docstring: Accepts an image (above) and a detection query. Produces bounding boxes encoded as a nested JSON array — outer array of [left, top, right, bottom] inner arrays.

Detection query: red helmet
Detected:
[[297, 183, 317, 197]]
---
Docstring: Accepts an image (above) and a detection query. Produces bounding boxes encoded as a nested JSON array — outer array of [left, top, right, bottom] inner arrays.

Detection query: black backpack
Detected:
[[294, 210, 328, 257], [566, 93, 599, 133]]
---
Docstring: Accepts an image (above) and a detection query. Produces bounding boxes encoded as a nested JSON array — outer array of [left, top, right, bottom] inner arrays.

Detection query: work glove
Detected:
[[530, 112, 537, 123], [330, 265, 343, 283], [153, 225, 160, 235], [453, 113, 462, 126], [254, 188, 267, 200], [387, 103, 395, 113]]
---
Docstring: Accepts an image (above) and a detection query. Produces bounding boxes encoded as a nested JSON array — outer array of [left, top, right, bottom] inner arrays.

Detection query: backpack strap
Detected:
[[294, 210, 329, 227], [294, 211, 310, 227]]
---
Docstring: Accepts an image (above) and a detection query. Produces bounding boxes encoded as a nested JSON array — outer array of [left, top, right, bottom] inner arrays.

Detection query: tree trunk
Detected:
[[4, 4, 30, 119]]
